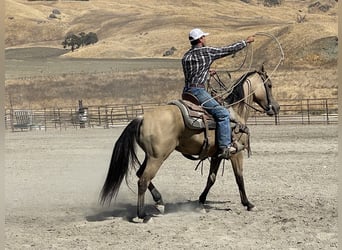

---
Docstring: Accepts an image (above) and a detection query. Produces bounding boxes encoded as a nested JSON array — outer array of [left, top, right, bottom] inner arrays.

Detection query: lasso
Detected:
[[201, 31, 285, 109]]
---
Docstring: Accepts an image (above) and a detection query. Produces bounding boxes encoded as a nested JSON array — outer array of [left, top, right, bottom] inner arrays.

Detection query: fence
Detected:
[[4, 98, 338, 131], [249, 98, 338, 125], [5, 103, 163, 131]]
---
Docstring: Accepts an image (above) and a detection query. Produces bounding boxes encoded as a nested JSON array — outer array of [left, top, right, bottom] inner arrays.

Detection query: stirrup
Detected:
[[218, 146, 236, 159]]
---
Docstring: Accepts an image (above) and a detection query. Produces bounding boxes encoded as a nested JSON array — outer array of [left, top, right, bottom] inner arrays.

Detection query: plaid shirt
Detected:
[[182, 40, 247, 88]]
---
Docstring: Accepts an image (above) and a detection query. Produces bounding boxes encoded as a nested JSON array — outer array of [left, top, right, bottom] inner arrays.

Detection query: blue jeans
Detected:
[[183, 87, 231, 148]]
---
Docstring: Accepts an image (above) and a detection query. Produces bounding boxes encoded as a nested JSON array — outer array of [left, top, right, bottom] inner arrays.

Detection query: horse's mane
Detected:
[[225, 70, 257, 105]]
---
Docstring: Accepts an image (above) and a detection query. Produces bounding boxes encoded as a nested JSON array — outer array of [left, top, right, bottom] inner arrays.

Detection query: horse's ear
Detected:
[[259, 62, 266, 73]]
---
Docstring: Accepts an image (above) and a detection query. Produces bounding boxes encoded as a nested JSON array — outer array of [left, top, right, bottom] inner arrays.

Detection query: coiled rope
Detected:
[[201, 31, 285, 109]]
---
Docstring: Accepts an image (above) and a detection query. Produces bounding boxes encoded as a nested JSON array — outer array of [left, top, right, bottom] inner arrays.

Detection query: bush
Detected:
[[308, 1, 333, 13], [82, 32, 98, 45], [62, 32, 98, 51], [49, 13, 57, 19], [163, 47, 177, 57], [52, 9, 61, 15], [263, 0, 283, 7]]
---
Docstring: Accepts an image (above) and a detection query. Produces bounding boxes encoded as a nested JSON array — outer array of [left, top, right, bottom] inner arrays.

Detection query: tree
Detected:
[[83, 32, 98, 45], [62, 33, 81, 51], [62, 32, 98, 51]]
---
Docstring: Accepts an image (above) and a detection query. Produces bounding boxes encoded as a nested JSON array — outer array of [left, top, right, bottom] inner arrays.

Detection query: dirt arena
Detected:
[[5, 124, 337, 249]]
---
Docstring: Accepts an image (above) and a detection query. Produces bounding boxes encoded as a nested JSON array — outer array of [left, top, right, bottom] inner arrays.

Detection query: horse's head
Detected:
[[224, 65, 280, 118], [253, 65, 280, 116]]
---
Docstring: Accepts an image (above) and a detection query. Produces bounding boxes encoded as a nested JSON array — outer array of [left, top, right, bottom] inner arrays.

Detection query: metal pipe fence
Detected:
[[248, 98, 338, 125], [5, 98, 338, 131]]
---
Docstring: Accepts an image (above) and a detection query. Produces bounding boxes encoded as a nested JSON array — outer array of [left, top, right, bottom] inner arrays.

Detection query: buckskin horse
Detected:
[[100, 65, 280, 222]]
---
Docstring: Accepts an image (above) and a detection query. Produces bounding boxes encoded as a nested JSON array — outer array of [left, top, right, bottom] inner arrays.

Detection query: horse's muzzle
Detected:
[[266, 104, 280, 116]]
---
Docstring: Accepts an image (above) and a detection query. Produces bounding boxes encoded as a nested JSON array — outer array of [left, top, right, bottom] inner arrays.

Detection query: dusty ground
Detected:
[[4, 1, 338, 248], [5, 124, 338, 249]]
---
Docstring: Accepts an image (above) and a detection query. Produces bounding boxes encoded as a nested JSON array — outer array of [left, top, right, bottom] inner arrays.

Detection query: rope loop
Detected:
[[202, 31, 285, 109]]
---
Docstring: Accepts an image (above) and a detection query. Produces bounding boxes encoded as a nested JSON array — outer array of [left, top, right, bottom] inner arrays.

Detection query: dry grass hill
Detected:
[[5, 0, 338, 108]]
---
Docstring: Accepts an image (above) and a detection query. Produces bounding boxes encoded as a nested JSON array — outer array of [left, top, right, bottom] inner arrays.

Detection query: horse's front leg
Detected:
[[199, 157, 222, 205], [230, 153, 255, 211]]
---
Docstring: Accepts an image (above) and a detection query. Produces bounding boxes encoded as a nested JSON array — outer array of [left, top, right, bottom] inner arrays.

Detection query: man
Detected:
[[182, 28, 255, 159]]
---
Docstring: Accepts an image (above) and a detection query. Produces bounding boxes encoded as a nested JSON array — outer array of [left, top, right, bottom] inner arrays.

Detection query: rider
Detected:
[[182, 28, 255, 159]]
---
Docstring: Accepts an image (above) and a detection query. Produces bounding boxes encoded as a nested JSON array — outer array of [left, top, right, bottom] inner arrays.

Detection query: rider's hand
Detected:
[[246, 36, 255, 44], [209, 69, 216, 76]]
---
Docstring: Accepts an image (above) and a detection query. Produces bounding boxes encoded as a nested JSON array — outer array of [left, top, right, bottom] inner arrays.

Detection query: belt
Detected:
[[188, 83, 205, 88]]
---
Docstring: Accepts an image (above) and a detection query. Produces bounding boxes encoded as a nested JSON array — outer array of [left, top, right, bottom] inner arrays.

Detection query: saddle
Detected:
[[169, 92, 251, 160], [169, 93, 216, 130]]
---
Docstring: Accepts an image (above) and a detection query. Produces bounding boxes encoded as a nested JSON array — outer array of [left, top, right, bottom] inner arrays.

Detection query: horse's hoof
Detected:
[[132, 216, 154, 223], [143, 215, 154, 223], [199, 208, 207, 214], [196, 203, 207, 213], [250, 206, 257, 211], [132, 217, 142, 223], [247, 205, 257, 211], [154, 204, 165, 215]]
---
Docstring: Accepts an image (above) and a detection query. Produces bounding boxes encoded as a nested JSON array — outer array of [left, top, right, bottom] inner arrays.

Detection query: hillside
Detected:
[[4, 0, 338, 108], [5, 0, 338, 66]]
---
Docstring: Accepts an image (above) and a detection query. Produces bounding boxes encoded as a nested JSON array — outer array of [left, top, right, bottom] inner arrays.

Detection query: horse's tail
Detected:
[[99, 117, 143, 206]]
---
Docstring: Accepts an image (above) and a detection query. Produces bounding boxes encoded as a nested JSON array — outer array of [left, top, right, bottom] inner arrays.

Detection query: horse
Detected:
[[99, 65, 280, 222]]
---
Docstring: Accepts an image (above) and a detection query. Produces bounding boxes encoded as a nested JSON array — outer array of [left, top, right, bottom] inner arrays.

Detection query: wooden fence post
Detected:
[[306, 99, 310, 125], [44, 108, 47, 131], [10, 109, 14, 132], [124, 105, 129, 122], [97, 107, 101, 127], [105, 106, 109, 129], [110, 108, 114, 125], [325, 99, 329, 124]]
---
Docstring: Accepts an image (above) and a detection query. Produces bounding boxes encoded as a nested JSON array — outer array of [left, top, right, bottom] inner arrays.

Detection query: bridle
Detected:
[[242, 71, 273, 114]]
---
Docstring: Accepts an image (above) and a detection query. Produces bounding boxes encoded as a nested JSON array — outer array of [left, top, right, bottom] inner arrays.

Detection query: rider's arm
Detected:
[[207, 41, 247, 60], [208, 35, 255, 60]]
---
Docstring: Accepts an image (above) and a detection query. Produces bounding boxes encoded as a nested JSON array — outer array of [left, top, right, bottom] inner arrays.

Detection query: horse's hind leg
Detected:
[[137, 158, 164, 221], [148, 183, 164, 204], [136, 160, 164, 206], [230, 154, 255, 211], [199, 157, 222, 206]]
